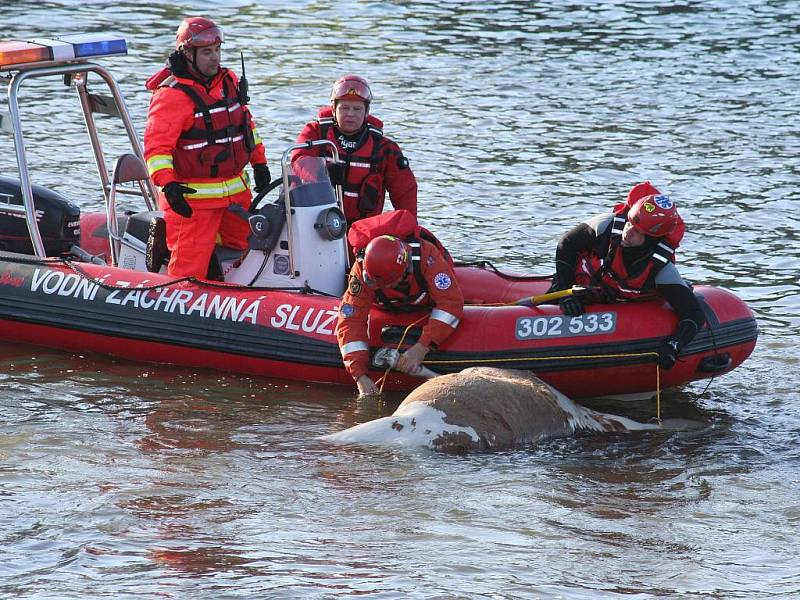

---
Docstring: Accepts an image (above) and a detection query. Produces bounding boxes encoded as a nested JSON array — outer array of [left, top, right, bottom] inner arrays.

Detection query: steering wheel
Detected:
[[249, 177, 283, 213], [249, 175, 305, 213]]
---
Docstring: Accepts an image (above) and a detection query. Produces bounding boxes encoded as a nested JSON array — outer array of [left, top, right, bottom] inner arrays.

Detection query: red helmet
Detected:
[[362, 236, 409, 288], [628, 194, 679, 237], [176, 17, 224, 51], [330, 74, 373, 104]]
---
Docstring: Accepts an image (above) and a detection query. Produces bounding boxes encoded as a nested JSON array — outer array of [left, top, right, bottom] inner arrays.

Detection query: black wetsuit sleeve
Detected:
[[657, 282, 707, 346], [552, 223, 597, 290]]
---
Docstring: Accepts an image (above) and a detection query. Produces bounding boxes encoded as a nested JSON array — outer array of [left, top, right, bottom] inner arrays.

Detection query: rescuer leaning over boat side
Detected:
[[548, 185, 706, 370], [336, 212, 464, 396], [144, 16, 270, 279]]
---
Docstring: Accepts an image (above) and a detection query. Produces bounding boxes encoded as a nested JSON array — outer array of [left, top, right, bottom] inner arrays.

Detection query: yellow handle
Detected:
[[513, 286, 588, 307]]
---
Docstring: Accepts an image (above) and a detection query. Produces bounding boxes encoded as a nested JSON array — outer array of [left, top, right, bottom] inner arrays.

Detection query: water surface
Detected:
[[1, 1, 799, 598]]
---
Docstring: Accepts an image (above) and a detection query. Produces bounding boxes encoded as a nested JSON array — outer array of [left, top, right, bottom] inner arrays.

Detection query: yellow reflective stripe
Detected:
[[431, 308, 460, 328], [184, 174, 248, 199], [252, 126, 263, 146], [341, 341, 369, 357], [146, 154, 173, 176]]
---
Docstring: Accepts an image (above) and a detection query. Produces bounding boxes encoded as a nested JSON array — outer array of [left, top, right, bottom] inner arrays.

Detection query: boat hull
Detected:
[[0, 251, 757, 398]]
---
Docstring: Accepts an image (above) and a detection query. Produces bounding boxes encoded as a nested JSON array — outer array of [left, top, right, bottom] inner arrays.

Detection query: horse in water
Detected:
[[324, 367, 663, 453]]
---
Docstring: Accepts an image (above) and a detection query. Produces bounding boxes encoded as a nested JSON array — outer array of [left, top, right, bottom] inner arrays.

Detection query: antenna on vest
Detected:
[[238, 52, 250, 105]]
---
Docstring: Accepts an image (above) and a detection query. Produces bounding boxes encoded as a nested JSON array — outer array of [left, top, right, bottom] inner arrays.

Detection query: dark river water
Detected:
[[1, 1, 799, 598]]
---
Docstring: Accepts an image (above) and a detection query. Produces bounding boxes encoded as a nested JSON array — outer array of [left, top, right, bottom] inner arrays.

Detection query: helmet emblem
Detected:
[[653, 194, 673, 209]]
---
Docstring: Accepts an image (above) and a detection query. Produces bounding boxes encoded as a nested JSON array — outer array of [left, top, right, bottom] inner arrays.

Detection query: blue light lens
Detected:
[[57, 34, 127, 59], [73, 38, 127, 58]]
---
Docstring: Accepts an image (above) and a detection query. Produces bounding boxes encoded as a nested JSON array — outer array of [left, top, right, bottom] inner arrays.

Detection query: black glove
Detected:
[[253, 163, 271, 193], [327, 161, 346, 186], [163, 182, 195, 218], [658, 336, 681, 370], [559, 295, 585, 317]]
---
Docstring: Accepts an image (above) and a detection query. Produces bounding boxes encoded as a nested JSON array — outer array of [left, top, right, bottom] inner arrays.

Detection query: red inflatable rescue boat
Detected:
[[0, 35, 757, 398]]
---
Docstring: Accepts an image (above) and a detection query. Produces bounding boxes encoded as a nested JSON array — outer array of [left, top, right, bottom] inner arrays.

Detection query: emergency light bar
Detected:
[[0, 34, 127, 71]]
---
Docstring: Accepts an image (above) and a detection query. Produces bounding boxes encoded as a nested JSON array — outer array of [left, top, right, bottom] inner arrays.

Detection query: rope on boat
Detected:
[[16, 254, 678, 421]]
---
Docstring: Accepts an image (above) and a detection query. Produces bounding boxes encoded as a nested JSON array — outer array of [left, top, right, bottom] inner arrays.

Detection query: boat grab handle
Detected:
[[698, 353, 732, 373]]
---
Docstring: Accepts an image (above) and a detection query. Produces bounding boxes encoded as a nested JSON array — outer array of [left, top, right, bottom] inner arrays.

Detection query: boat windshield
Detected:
[[286, 156, 337, 207]]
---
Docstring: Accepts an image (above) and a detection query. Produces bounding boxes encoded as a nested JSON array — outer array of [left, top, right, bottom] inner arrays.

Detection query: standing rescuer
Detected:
[[292, 74, 417, 227], [144, 17, 270, 279]]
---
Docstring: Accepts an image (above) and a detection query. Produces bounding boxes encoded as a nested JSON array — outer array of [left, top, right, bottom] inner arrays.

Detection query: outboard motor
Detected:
[[0, 176, 80, 256]]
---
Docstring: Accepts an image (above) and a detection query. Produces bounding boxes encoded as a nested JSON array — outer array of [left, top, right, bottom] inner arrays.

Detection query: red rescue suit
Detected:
[[292, 107, 417, 224], [336, 239, 463, 381], [144, 66, 267, 278]]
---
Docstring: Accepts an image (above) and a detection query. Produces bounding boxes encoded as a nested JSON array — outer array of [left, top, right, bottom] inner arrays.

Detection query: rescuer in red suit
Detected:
[[548, 186, 705, 370], [337, 232, 463, 396], [144, 17, 270, 278], [292, 75, 417, 226]]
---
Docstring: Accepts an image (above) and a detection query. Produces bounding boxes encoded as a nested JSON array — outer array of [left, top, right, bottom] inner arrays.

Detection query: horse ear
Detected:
[[626, 181, 661, 207]]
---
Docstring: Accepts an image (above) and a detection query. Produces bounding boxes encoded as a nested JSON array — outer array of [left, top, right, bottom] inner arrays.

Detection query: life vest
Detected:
[[316, 107, 387, 220], [169, 70, 254, 179], [348, 210, 454, 312], [574, 207, 676, 301]]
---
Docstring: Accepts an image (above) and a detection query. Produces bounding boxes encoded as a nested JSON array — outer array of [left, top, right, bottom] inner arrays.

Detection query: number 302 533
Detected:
[[515, 312, 617, 340]]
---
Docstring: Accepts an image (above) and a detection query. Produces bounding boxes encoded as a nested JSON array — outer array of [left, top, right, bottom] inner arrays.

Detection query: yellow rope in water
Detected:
[[656, 363, 661, 423], [376, 315, 429, 394]]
